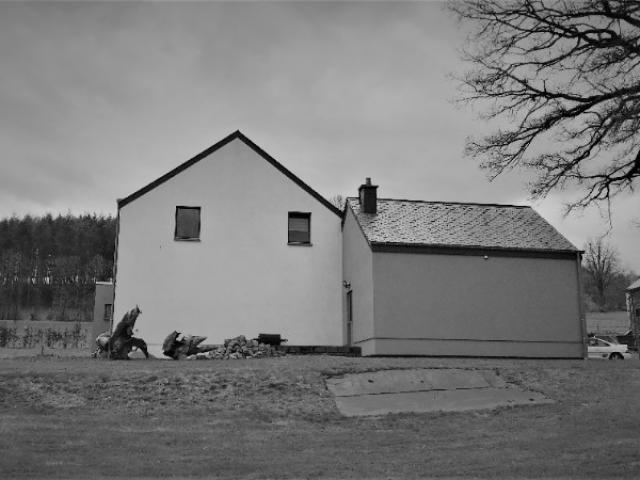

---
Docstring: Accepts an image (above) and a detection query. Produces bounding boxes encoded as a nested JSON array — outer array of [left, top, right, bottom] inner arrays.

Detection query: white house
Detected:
[[114, 131, 343, 351], [114, 131, 585, 357]]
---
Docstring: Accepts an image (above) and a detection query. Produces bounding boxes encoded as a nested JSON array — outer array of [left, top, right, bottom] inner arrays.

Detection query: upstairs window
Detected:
[[175, 206, 201, 240], [288, 212, 311, 245]]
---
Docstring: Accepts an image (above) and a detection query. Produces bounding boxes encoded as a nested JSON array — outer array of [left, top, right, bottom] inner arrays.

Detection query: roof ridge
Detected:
[[348, 196, 531, 209]]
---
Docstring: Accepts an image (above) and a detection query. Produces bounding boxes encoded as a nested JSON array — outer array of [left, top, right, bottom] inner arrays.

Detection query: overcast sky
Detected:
[[1, 1, 638, 272]]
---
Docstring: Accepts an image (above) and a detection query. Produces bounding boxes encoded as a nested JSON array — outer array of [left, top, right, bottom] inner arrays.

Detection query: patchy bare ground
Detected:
[[1, 352, 639, 478]]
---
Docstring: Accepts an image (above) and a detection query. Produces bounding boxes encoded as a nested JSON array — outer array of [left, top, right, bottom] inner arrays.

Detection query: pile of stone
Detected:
[[191, 335, 285, 360]]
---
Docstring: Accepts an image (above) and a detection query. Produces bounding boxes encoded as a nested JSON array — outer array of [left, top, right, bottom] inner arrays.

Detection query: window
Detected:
[[103, 304, 113, 323], [175, 206, 201, 240], [288, 212, 311, 244]]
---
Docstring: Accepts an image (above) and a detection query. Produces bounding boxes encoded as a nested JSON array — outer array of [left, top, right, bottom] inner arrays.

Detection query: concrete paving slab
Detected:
[[326, 368, 553, 416], [326, 368, 506, 397], [334, 387, 553, 417]]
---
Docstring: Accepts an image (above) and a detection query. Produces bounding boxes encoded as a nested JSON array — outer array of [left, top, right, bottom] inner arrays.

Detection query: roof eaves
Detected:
[[340, 203, 348, 228], [118, 130, 242, 209], [370, 241, 580, 258], [235, 132, 342, 217]]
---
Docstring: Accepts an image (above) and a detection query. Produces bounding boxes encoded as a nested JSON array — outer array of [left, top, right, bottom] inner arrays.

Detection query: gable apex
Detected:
[[117, 130, 342, 217]]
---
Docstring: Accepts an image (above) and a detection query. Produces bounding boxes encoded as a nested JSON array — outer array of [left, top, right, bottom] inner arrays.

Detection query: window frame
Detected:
[[288, 211, 312, 245], [174, 206, 202, 241], [103, 304, 113, 323]]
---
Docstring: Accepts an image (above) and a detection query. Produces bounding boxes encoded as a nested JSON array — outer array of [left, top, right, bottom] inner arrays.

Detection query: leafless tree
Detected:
[[329, 194, 346, 211], [450, 0, 640, 212], [583, 237, 620, 308]]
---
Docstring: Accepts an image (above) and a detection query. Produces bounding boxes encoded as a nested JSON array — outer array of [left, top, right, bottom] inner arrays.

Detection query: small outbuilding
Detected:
[[92, 281, 114, 343], [342, 179, 584, 357]]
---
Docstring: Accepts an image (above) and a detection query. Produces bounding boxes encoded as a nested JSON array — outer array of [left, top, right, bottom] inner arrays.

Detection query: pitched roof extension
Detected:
[[118, 130, 341, 216], [347, 197, 578, 254]]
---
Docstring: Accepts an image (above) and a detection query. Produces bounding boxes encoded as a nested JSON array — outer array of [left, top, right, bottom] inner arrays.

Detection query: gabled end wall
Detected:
[[114, 137, 343, 349]]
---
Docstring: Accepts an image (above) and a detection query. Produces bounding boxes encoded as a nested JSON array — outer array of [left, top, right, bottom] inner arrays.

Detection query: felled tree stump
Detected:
[[105, 305, 148, 359], [162, 331, 215, 359]]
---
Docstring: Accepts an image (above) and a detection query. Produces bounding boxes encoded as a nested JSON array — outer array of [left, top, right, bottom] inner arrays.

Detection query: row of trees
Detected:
[[0, 214, 115, 321]]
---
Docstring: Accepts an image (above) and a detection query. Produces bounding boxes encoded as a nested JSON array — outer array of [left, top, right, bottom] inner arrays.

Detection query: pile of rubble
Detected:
[[191, 335, 285, 360]]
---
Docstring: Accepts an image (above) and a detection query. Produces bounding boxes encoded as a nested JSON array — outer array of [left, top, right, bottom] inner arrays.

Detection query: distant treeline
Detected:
[[0, 214, 115, 321], [582, 266, 636, 312]]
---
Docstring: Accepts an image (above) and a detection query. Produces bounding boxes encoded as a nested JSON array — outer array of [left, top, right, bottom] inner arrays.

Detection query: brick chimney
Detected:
[[358, 177, 378, 214]]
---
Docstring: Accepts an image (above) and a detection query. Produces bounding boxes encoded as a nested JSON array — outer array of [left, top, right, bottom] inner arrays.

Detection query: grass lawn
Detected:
[[1, 352, 639, 479]]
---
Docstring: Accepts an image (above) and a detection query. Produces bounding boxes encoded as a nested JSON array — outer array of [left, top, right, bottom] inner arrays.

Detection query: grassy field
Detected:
[[1, 352, 639, 479]]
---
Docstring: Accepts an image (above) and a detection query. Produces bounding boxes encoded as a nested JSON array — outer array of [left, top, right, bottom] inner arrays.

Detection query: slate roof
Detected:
[[627, 278, 640, 292], [347, 197, 578, 253]]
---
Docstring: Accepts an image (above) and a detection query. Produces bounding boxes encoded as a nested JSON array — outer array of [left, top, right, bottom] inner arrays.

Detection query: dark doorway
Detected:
[[346, 290, 353, 345]]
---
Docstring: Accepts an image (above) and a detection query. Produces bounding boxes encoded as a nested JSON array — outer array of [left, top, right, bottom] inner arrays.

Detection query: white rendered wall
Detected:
[[341, 207, 374, 345], [114, 139, 343, 349]]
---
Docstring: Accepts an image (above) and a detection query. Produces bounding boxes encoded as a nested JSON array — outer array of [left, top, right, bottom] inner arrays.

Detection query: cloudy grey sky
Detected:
[[1, 1, 638, 271]]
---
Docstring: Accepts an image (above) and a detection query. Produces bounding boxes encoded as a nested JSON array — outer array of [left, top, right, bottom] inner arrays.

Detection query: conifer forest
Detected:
[[0, 214, 115, 321]]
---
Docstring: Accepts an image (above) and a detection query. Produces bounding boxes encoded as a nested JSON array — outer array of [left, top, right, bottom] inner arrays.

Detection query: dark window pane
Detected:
[[289, 229, 310, 243], [289, 216, 309, 232], [175, 207, 201, 239], [288, 212, 310, 243]]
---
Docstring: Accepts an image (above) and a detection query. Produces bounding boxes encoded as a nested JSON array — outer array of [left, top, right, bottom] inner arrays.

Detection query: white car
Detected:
[[587, 336, 633, 360]]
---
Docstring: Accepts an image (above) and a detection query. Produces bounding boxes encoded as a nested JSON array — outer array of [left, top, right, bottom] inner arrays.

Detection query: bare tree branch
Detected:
[[450, 0, 640, 213]]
